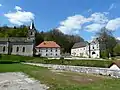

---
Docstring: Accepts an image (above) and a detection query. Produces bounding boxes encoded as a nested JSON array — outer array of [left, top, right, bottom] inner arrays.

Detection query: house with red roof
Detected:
[[36, 41, 61, 57]]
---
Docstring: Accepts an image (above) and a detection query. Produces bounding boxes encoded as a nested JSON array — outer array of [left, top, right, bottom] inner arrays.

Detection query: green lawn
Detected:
[[0, 54, 113, 68], [0, 64, 120, 90]]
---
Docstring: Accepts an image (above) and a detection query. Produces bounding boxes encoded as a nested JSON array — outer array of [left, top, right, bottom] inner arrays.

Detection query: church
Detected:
[[0, 21, 36, 56]]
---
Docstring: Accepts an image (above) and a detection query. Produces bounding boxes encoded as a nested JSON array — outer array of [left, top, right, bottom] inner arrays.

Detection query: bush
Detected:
[[0, 60, 20, 64]]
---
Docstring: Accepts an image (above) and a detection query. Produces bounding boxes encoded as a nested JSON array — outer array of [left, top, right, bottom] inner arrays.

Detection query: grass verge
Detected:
[[0, 64, 120, 90]]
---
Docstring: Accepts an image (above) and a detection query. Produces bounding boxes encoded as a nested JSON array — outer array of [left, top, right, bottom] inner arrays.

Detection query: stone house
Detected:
[[0, 21, 36, 56], [71, 39, 105, 58], [36, 41, 61, 57]]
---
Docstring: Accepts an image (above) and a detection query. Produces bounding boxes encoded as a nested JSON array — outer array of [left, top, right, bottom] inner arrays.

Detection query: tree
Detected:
[[113, 44, 120, 56], [96, 27, 117, 58]]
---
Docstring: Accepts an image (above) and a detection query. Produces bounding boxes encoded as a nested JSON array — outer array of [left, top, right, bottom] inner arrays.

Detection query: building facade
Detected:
[[0, 21, 36, 56], [36, 41, 61, 57], [71, 39, 102, 58]]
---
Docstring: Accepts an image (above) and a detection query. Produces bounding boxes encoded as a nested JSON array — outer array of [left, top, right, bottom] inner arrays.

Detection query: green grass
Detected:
[[0, 54, 113, 67], [0, 64, 120, 90]]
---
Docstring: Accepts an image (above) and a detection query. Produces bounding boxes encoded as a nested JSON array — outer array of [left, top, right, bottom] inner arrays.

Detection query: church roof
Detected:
[[36, 41, 60, 48], [0, 37, 34, 42], [72, 42, 88, 49]]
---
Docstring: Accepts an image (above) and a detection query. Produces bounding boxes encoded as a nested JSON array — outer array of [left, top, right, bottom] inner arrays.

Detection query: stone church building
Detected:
[[0, 21, 36, 56]]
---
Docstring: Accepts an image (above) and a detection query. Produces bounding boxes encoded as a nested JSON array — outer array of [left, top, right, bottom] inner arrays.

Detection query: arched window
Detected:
[[16, 47, 19, 52], [3, 46, 5, 52], [22, 47, 25, 52], [92, 52, 96, 55], [31, 32, 33, 35]]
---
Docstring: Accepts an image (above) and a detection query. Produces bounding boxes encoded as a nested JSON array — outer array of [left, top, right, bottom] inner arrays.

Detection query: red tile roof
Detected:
[[36, 41, 60, 48]]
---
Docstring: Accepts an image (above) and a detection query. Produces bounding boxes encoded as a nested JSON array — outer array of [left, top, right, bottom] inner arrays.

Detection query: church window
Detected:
[[3, 46, 5, 52], [31, 32, 33, 35], [16, 47, 19, 52], [22, 47, 25, 52]]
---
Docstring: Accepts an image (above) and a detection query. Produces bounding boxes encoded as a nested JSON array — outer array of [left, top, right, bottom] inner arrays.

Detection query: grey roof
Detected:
[[0, 37, 34, 42], [72, 42, 88, 49]]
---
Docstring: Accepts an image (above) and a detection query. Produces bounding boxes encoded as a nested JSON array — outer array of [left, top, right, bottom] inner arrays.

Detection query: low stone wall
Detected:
[[24, 63, 120, 78]]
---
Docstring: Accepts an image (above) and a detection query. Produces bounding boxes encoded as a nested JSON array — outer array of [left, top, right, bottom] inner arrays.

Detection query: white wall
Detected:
[[71, 41, 100, 58], [71, 47, 89, 57], [90, 42, 100, 58], [36, 47, 61, 57], [110, 64, 120, 70]]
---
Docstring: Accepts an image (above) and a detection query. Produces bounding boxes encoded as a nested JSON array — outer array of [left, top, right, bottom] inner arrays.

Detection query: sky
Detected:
[[0, 0, 120, 41]]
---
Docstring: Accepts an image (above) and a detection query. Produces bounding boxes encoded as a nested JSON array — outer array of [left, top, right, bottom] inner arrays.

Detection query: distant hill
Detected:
[[36, 29, 84, 53], [0, 25, 28, 37]]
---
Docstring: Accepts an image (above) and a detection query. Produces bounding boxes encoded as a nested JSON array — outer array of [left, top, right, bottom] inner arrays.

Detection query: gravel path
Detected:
[[0, 72, 49, 90]]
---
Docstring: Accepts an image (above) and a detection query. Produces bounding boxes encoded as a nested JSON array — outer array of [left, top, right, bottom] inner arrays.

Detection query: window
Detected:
[[51, 49, 52, 52], [92, 52, 96, 55], [31, 32, 33, 35], [56, 48, 57, 52], [3, 46, 5, 52], [22, 47, 25, 52], [93, 46, 94, 49], [46, 54, 48, 56], [56, 54, 57, 56], [46, 49, 48, 52], [16, 47, 19, 52]]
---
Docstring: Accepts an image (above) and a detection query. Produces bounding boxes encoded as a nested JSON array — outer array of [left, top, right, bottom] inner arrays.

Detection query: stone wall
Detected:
[[24, 63, 120, 78]]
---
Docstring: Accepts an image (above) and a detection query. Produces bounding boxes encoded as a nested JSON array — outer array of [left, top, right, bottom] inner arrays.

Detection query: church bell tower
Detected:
[[28, 20, 36, 40]]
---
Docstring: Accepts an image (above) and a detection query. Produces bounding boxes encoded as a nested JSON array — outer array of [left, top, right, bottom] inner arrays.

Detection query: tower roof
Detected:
[[30, 20, 36, 30]]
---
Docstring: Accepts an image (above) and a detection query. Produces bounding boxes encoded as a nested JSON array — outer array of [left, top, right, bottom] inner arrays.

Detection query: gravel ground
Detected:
[[0, 72, 49, 90]]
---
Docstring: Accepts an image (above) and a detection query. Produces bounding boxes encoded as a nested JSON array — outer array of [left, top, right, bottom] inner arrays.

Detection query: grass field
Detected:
[[0, 54, 113, 68], [0, 64, 120, 90]]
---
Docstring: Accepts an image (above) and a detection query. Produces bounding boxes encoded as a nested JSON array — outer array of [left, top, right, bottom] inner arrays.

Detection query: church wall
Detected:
[[0, 41, 8, 54], [10, 42, 34, 56]]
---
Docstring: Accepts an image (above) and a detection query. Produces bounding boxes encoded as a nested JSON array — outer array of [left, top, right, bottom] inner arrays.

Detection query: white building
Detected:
[[71, 39, 102, 58], [71, 42, 89, 58], [109, 61, 120, 70], [36, 41, 61, 57]]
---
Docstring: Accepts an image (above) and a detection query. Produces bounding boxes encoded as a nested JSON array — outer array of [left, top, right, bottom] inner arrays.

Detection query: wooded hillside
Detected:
[[36, 29, 84, 53]]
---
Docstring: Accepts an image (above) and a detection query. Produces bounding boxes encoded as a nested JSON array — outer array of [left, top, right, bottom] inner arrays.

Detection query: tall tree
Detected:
[[96, 27, 117, 57]]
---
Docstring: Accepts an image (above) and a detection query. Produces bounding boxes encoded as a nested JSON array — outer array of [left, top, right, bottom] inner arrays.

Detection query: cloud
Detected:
[[85, 23, 105, 32], [106, 18, 120, 31], [4, 6, 34, 25], [108, 3, 116, 11], [15, 6, 22, 11], [116, 37, 120, 40], [0, 4, 2, 7], [58, 15, 92, 34], [57, 12, 108, 34], [90, 12, 108, 24]]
